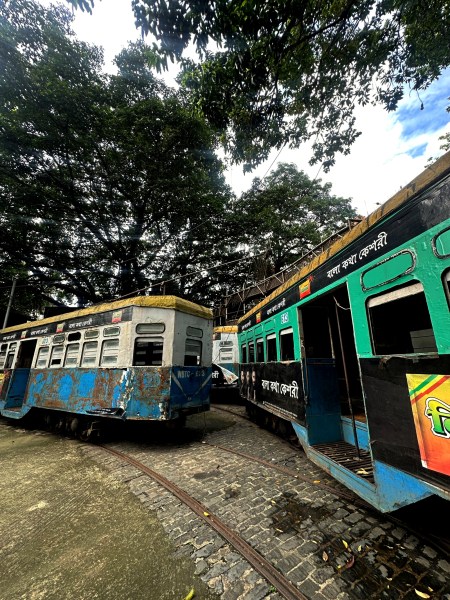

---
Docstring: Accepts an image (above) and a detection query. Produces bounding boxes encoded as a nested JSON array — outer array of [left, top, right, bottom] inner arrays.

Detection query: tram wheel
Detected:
[[79, 420, 102, 443]]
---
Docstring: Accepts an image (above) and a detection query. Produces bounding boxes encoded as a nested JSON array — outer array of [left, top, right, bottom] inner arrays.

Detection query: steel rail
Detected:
[[210, 406, 450, 556], [101, 445, 309, 600]]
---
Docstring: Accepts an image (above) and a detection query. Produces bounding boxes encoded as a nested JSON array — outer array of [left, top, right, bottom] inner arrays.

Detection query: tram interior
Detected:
[[300, 285, 364, 422], [298, 285, 373, 478]]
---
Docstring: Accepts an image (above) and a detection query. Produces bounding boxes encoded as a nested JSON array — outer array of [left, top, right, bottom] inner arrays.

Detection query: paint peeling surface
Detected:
[[8, 366, 211, 421], [126, 366, 211, 419]]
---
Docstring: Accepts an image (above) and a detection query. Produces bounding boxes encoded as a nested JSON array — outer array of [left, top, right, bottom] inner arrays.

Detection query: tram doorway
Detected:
[[4, 339, 37, 409], [298, 285, 364, 446]]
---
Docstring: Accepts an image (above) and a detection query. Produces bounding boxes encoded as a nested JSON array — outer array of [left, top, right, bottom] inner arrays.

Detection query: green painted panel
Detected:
[[434, 228, 450, 257], [361, 251, 415, 290]]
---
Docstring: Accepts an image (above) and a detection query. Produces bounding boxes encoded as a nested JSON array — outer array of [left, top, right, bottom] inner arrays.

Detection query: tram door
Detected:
[[4, 339, 37, 409], [299, 285, 362, 446]]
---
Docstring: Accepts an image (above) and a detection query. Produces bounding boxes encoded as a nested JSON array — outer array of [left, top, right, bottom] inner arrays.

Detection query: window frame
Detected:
[[100, 338, 120, 366], [367, 281, 437, 356], [133, 336, 164, 366]]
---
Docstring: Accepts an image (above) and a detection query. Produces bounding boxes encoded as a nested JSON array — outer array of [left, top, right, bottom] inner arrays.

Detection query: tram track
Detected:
[[210, 403, 450, 557], [100, 444, 309, 600]]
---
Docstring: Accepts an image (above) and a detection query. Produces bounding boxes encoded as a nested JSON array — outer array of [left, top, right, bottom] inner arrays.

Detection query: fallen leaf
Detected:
[[203, 512, 209, 517], [415, 590, 431, 599], [313, 480, 321, 484], [342, 540, 349, 549], [322, 551, 329, 562], [357, 545, 363, 552], [344, 555, 355, 569]]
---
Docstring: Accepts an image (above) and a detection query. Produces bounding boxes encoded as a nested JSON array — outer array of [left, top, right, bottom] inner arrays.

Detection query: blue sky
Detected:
[[395, 68, 450, 143]]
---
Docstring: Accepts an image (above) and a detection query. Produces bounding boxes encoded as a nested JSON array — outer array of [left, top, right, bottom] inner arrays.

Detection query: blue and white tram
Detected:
[[212, 325, 239, 393], [0, 296, 213, 437]]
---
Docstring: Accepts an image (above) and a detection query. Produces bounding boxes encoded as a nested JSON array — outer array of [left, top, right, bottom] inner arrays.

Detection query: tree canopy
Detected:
[[0, 0, 235, 312], [1, 0, 359, 317], [232, 163, 356, 276], [130, 0, 450, 171]]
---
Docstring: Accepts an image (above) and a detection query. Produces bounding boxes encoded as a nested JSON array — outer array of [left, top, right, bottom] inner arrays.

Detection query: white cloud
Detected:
[[226, 88, 449, 217], [36, 0, 450, 217]]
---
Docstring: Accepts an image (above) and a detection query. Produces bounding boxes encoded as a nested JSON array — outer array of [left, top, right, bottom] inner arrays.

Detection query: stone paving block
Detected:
[[80, 411, 450, 600], [238, 582, 272, 600]]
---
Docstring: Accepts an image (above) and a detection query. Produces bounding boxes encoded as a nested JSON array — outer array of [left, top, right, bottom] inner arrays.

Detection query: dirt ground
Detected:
[[0, 419, 219, 600]]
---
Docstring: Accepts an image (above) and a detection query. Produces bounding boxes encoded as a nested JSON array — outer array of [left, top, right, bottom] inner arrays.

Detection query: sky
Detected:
[[40, 0, 450, 217]]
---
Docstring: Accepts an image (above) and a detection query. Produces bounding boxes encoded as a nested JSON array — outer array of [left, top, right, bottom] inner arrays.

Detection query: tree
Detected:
[[131, 0, 450, 171], [0, 0, 235, 311], [232, 163, 356, 274]]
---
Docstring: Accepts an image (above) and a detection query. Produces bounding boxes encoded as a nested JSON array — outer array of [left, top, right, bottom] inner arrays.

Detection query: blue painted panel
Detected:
[[304, 359, 342, 444], [5, 369, 30, 408], [124, 368, 168, 419], [124, 366, 211, 419], [341, 417, 370, 450], [10, 366, 211, 421], [373, 461, 433, 511], [292, 420, 436, 511], [170, 366, 211, 413], [216, 362, 238, 375], [24, 368, 127, 414]]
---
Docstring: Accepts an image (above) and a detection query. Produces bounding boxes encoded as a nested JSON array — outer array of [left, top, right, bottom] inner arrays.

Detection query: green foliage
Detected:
[[132, 0, 450, 171], [233, 163, 356, 273], [0, 0, 234, 310]]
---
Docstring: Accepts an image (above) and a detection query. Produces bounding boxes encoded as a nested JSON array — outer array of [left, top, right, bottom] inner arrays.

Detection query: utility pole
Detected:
[[2, 275, 18, 330]]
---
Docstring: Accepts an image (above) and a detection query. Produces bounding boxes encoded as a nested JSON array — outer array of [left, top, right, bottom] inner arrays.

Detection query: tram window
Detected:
[[133, 337, 163, 366], [4, 343, 17, 369], [35, 346, 49, 368], [50, 345, 64, 367], [184, 339, 202, 366], [368, 283, 437, 355], [64, 343, 80, 367], [81, 341, 98, 366], [241, 345, 247, 363], [100, 338, 120, 365], [266, 334, 277, 362], [444, 271, 450, 306], [0, 345, 7, 368], [219, 348, 233, 361], [256, 338, 264, 362], [67, 331, 81, 342], [248, 341, 255, 362], [104, 326, 120, 337], [4, 351, 15, 369], [280, 328, 295, 361], [136, 323, 165, 334], [53, 334, 65, 344], [186, 326, 203, 338], [85, 329, 99, 340]]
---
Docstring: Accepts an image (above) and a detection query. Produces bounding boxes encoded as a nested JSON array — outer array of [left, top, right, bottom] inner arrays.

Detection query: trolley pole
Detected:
[[2, 275, 18, 330]]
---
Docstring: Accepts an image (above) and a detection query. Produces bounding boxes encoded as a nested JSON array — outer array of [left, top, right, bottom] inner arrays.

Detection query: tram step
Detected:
[[311, 440, 375, 483]]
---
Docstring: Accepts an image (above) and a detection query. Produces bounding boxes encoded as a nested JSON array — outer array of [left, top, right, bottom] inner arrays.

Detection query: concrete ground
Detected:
[[0, 419, 219, 600]]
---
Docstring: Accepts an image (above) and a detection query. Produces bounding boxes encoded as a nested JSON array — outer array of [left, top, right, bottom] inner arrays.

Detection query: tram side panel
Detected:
[[0, 299, 213, 423], [126, 307, 212, 419], [237, 168, 450, 510]]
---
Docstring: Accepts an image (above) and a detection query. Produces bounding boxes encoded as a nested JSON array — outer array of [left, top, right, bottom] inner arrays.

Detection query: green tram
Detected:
[[237, 151, 450, 512]]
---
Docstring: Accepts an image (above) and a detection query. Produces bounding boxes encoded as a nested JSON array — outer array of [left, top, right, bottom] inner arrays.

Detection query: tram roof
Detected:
[[1, 295, 213, 335], [238, 149, 450, 325], [214, 325, 238, 333]]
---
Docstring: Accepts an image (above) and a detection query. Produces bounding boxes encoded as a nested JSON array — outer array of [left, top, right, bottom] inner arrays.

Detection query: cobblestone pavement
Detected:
[[82, 405, 450, 600]]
